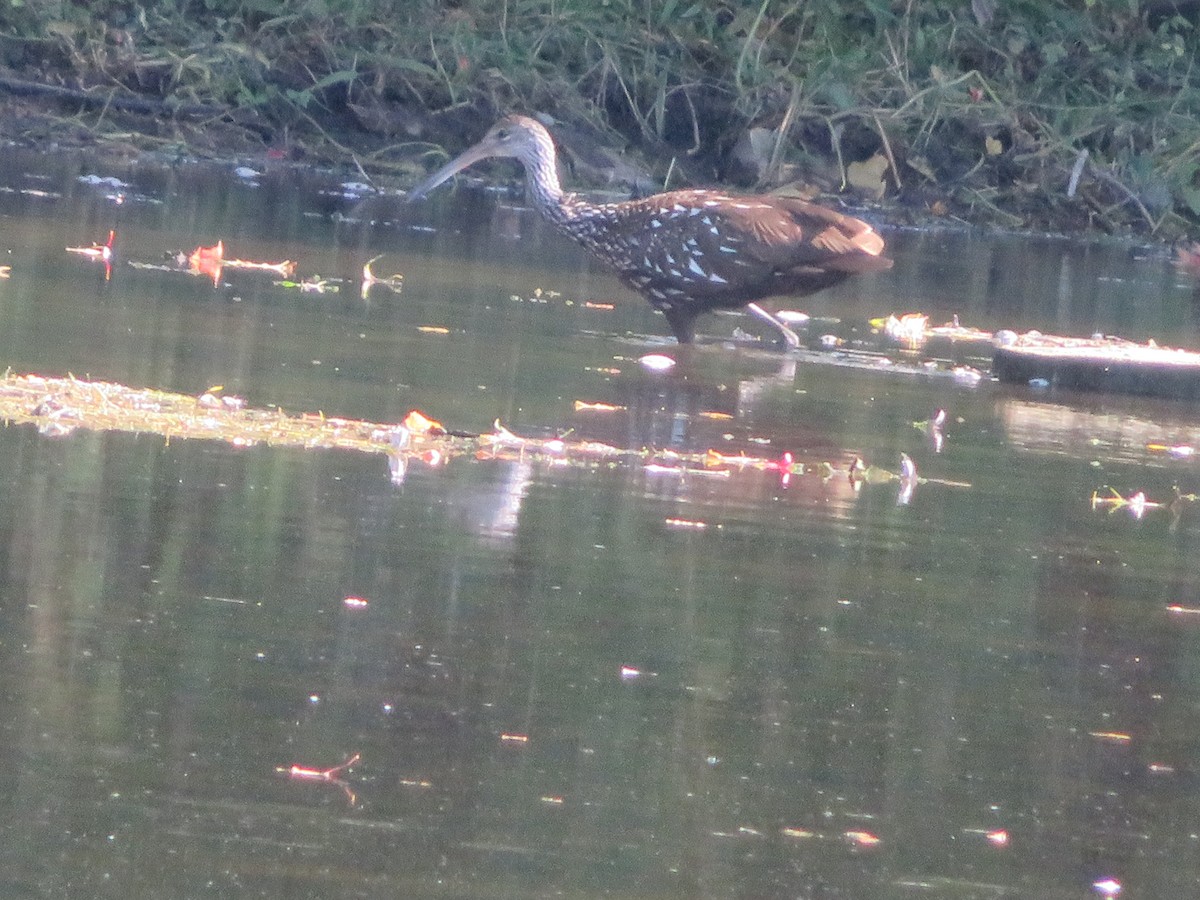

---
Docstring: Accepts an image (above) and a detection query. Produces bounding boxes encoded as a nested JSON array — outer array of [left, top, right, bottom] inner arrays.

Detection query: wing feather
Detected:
[[590, 190, 890, 306]]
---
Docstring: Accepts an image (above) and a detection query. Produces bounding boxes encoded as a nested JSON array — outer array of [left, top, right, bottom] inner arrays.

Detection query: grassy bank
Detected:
[[0, 0, 1197, 238]]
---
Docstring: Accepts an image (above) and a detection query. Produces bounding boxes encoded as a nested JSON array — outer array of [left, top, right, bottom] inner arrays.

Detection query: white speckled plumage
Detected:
[[409, 115, 893, 345]]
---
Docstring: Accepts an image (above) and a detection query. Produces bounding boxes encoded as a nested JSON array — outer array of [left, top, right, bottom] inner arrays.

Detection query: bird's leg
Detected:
[[746, 303, 801, 350], [661, 305, 697, 345]]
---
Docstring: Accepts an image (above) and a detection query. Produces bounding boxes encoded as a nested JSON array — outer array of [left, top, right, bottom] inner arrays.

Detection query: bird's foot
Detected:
[[745, 303, 801, 350]]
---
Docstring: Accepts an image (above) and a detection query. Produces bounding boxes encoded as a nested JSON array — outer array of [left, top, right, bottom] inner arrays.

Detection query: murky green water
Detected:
[[1, 149, 1199, 898]]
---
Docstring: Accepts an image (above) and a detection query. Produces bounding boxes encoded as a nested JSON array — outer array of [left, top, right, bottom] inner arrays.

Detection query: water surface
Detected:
[[0, 151, 1198, 898]]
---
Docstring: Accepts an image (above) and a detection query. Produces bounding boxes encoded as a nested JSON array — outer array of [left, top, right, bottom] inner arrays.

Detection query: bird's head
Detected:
[[408, 115, 552, 201]]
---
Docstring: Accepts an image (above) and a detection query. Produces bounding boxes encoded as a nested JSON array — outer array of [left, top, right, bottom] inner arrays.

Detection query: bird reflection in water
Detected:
[[461, 354, 862, 541]]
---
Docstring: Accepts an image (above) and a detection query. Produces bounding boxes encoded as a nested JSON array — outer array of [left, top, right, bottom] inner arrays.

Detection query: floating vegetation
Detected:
[[66, 229, 114, 279], [0, 372, 409, 454], [273, 275, 341, 294], [181, 240, 296, 285], [1091, 486, 1199, 524], [360, 254, 403, 298], [0, 371, 967, 503], [98, 233, 374, 298], [275, 752, 360, 806]]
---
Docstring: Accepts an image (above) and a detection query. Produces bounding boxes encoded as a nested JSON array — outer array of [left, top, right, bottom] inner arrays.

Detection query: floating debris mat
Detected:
[[993, 335, 1200, 400], [0, 372, 404, 452]]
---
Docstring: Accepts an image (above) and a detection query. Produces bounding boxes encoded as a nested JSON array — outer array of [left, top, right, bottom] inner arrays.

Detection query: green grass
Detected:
[[0, 0, 1196, 236]]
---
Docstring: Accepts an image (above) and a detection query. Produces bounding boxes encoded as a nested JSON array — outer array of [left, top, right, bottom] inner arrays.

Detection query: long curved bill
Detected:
[[407, 142, 498, 201]]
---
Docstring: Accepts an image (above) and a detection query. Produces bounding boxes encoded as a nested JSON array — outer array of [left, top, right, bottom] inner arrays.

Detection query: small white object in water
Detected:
[[1028, 377, 1050, 389], [390, 425, 411, 452], [775, 310, 811, 325], [388, 454, 407, 484], [234, 165, 261, 180], [78, 174, 128, 188], [639, 353, 676, 371], [884, 313, 928, 345], [951, 366, 984, 386], [1092, 878, 1121, 897]]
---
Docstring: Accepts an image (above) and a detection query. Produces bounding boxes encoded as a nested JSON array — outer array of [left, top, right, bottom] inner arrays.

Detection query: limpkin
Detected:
[[408, 115, 892, 347]]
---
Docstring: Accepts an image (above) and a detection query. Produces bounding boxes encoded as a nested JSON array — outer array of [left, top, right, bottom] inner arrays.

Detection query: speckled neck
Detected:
[[517, 129, 574, 223]]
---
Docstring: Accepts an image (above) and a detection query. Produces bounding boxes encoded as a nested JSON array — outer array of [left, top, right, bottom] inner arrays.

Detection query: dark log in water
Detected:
[[993, 335, 1200, 400]]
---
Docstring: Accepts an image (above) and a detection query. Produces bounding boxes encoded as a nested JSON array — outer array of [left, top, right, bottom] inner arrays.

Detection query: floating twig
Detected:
[[276, 752, 361, 806]]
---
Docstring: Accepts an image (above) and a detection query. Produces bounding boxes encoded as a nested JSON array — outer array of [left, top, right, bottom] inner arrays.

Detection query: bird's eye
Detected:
[[496, 128, 510, 139]]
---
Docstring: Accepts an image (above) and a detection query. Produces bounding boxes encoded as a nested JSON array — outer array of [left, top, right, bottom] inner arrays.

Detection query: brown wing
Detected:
[[604, 190, 889, 304], [741, 196, 888, 271]]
